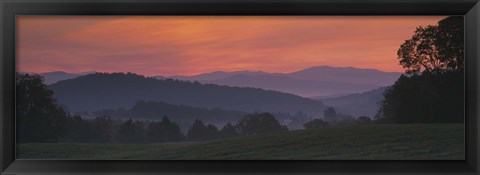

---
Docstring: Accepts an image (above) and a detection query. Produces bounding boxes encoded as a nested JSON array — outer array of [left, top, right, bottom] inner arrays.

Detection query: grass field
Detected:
[[17, 124, 464, 160]]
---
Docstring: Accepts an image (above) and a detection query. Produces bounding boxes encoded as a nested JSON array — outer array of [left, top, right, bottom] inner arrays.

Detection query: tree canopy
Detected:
[[146, 116, 184, 142], [16, 73, 68, 143], [379, 16, 464, 123], [219, 123, 239, 138], [323, 107, 337, 122], [116, 118, 145, 143], [187, 120, 211, 141], [397, 16, 464, 75], [303, 119, 329, 129], [236, 113, 288, 136]]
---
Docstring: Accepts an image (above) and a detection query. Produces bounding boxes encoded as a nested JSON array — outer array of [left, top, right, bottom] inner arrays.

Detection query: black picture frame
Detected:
[[1, 0, 479, 174]]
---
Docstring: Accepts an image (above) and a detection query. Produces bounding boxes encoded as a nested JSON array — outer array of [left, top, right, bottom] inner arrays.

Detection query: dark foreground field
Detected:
[[17, 124, 464, 160]]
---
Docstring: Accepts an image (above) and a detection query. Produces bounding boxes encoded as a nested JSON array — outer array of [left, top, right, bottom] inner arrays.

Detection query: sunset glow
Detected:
[[17, 16, 445, 76]]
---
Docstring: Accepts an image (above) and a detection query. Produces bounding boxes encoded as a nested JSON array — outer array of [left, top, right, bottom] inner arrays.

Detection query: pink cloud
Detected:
[[17, 16, 445, 76]]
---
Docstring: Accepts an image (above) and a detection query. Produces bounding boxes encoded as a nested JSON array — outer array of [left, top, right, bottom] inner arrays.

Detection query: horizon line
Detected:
[[19, 65, 404, 77]]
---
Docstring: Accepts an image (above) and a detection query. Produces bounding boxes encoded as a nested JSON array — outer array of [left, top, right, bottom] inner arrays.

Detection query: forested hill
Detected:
[[318, 87, 388, 117], [49, 73, 327, 116], [94, 100, 247, 123]]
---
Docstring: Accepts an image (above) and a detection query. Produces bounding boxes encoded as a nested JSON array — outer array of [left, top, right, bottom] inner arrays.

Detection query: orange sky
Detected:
[[17, 16, 445, 76]]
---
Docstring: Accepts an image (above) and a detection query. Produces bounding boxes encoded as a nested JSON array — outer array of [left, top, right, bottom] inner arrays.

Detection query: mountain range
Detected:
[[163, 66, 400, 97], [48, 73, 327, 117], [39, 66, 400, 122], [38, 66, 401, 98]]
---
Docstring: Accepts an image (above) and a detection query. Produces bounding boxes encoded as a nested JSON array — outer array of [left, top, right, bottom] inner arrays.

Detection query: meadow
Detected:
[[17, 123, 464, 160]]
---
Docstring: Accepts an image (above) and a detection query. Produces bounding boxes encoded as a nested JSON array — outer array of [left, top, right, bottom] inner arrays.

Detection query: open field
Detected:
[[17, 124, 464, 160]]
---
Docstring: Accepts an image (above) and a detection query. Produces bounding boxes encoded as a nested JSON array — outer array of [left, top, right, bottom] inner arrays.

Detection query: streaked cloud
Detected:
[[17, 16, 445, 76]]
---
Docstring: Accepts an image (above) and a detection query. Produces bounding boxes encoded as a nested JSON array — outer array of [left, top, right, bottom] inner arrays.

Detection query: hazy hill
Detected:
[[168, 71, 277, 82], [49, 73, 327, 116], [204, 74, 378, 97], [310, 92, 355, 99], [94, 100, 247, 123], [162, 66, 400, 97], [318, 87, 389, 118], [287, 66, 401, 86]]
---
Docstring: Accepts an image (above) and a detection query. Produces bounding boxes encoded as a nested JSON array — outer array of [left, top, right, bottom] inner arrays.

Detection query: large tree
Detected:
[[236, 113, 288, 136], [187, 120, 209, 141], [219, 123, 239, 138], [323, 107, 337, 122], [397, 16, 464, 75], [16, 73, 68, 143], [303, 119, 329, 129], [205, 124, 220, 140], [379, 16, 464, 123]]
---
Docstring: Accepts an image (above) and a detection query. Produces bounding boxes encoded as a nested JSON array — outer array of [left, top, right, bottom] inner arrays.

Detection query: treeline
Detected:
[[61, 113, 288, 143], [64, 107, 381, 143], [61, 115, 182, 143]]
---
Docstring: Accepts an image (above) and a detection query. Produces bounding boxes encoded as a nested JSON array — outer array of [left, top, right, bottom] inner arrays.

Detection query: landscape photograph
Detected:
[[16, 16, 464, 160]]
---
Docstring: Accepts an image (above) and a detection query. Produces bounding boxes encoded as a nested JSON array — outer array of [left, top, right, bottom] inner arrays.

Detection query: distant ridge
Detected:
[[34, 66, 401, 92], [159, 66, 401, 97], [39, 71, 96, 85], [203, 74, 378, 97], [167, 70, 278, 82], [287, 66, 401, 85], [318, 86, 389, 118]]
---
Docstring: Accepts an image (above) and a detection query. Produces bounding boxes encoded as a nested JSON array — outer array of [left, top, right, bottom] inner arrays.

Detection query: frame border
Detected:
[[1, 0, 479, 174]]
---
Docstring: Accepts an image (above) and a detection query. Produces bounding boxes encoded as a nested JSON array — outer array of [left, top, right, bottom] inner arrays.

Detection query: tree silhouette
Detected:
[[236, 113, 288, 136], [379, 16, 464, 123], [303, 119, 329, 129], [146, 116, 184, 142], [16, 73, 68, 143], [356, 116, 372, 124], [379, 71, 464, 123], [89, 115, 115, 143], [187, 120, 209, 141], [323, 107, 337, 122], [61, 115, 92, 142], [220, 123, 239, 138], [397, 16, 464, 75], [205, 124, 220, 140], [116, 118, 145, 143]]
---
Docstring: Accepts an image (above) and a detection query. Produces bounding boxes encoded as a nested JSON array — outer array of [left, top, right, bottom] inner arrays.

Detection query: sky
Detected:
[[17, 16, 445, 76]]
